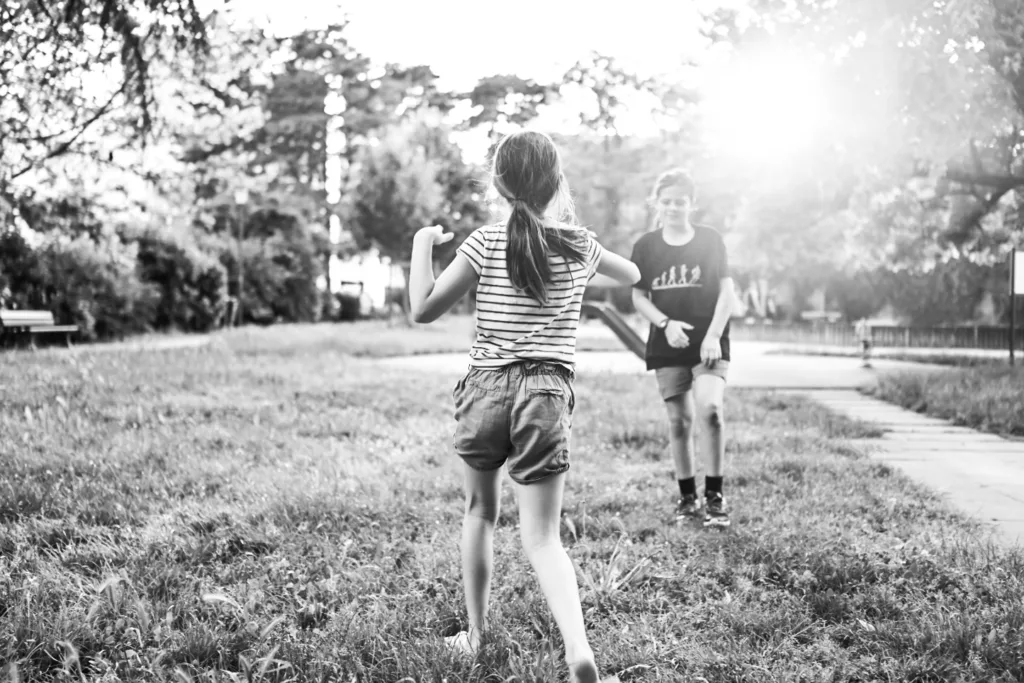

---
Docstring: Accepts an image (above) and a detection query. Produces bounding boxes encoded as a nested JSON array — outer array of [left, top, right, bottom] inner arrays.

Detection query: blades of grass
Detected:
[[201, 593, 243, 612], [563, 515, 578, 543], [256, 644, 280, 679], [258, 616, 286, 643]]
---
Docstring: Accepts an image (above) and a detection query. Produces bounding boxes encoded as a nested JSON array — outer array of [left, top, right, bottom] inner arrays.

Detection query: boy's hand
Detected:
[[665, 320, 694, 348], [700, 335, 722, 366], [415, 225, 455, 246]]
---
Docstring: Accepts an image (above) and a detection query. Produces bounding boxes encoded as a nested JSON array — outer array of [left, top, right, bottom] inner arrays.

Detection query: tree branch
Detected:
[[948, 185, 1015, 245], [944, 170, 1024, 188], [8, 80, 129, 181]]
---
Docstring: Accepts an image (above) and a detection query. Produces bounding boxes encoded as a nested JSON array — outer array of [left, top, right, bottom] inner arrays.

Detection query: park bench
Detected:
[[0, 310, 78, 349]]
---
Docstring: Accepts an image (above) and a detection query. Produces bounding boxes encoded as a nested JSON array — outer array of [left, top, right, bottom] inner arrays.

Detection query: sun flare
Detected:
[[700, 48, 831, 167]]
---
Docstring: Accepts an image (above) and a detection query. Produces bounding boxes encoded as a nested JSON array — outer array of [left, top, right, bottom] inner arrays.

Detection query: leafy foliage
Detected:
[[0, 229, 48, 310], [128, 226, 229, 332], [39, 233, 158, 340], [723, 0, 1024, 261], [462, 74, 554, 140], [201, 209, 327, 325], [345, 112, 471, 262], [0, 0, 209, 187]]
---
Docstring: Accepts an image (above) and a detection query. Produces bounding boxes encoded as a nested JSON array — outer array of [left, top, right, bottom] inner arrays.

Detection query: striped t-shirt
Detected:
[[457, 222, 604, 370]]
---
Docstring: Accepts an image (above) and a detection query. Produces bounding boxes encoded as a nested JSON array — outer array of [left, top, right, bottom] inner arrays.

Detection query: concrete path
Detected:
[[374, 341, 948, 390], [796, 390, 1024, 549]]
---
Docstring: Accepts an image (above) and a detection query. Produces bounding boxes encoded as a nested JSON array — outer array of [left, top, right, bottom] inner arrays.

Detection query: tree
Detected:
[[461, 74, 555, 142], [725, 0, 1023, 260], [558, 54, 692, 251], [557, 134, 675, 254], [876, 257, 1010, 325], [0, 0, 210, 190], [413, 121, 491, 262], [563, 52, 654, 142], [343, 110, 488, 316], [345, 113, 448, 262]]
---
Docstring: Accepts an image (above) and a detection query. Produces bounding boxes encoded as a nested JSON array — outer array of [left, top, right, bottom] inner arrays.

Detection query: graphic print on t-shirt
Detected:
[[651, 264, 702, 290]]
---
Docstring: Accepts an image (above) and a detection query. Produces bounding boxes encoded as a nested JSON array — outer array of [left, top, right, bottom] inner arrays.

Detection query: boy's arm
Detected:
[[631, 287, 668, 326], [628, 239, 664, 325], [629, 240, 694, 348], [632, 287, 694, 348], [705, 277, 736, 340]]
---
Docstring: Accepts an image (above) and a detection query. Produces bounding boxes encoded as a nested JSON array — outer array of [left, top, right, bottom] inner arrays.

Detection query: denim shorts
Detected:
[[654, 361, 729, 400], [452, 361, 575, 485]]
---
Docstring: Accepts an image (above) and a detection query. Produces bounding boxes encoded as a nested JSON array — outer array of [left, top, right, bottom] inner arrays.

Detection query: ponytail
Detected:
[[506, 200, 589, 304], [492, 130, 589, 301]]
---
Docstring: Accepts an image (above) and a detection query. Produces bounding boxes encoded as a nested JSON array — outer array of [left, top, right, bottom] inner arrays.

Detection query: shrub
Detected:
[[260, 231, 325, 324], [200, 215, 326, 325], [128, 227, 228, 332], [0, 229, 48, 310], [39, 234, 158, 341]]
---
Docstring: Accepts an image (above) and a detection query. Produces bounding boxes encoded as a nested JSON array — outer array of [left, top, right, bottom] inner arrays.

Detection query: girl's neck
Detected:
[[661, 221, 695, 246]]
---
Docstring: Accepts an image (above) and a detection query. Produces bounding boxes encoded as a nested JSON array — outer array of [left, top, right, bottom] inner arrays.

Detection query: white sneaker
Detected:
[[444, 631, 477, 657]]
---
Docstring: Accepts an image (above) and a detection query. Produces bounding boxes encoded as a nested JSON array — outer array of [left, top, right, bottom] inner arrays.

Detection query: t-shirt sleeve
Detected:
[[456, 228, 488, 276], [586, 233, 604, 280], [629, 238, 650, 290]]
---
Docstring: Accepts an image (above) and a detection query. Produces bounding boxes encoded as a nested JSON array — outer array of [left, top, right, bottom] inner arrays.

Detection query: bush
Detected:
[[201, 216, 326, 325], [0, 230, 48, 310], [128, 227, 228, 332], [260, 231, 325, 324], [39, 234, 158, 341]]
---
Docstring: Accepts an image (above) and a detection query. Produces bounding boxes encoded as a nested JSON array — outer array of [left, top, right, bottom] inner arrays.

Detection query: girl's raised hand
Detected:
[[415, 225, 455, 246]]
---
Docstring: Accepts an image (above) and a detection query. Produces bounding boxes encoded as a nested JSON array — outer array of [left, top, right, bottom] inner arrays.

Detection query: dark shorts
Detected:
[[453, 361, 575, 485], [654, 361, 730, 400]]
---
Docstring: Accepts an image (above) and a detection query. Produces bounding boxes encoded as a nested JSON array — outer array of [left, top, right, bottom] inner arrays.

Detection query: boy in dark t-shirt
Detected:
[[630, 169, 735, 528]]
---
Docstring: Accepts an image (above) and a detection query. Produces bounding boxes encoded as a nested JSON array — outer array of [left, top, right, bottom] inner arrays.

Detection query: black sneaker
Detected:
[[675, 493, 702, 522], [703, 492, 730, 528]]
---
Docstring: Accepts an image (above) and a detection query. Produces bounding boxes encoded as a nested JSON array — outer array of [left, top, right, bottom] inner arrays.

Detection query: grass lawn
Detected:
[[768, 345, 1024, 436], [869, 366, 1024, 437], [2, 321, 1023, 682]]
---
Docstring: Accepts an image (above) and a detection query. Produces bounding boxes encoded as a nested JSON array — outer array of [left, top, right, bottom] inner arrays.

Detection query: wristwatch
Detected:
[[657, 317, 670, 329]]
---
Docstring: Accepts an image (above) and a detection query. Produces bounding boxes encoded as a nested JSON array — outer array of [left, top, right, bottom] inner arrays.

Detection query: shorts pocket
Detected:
[[453, 375, 511, 465], [516, 374, 572, 444]]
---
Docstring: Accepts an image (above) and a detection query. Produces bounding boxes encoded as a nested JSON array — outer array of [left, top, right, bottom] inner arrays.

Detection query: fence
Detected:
[[731, 321, 1024, 350]]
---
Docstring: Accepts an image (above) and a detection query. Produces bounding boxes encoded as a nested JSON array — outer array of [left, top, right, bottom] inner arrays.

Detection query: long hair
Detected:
[[492, 131, 588, 304]]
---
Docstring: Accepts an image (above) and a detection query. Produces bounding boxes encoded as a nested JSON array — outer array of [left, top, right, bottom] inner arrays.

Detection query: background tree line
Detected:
[[2, 0, 1022, 340]]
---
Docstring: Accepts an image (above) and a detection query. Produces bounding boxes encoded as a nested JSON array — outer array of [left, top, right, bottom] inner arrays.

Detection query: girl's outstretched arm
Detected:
[[410, 225, 478, 324], [595, 248, 641, 286]]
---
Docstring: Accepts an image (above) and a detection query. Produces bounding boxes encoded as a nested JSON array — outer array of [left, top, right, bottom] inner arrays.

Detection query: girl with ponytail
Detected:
[[409, 130, 638, 682]]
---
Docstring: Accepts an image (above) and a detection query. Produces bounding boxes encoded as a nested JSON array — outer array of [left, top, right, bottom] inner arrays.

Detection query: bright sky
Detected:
[[236, 0, 716, 90]]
